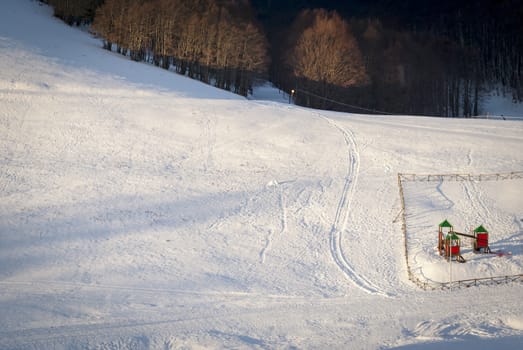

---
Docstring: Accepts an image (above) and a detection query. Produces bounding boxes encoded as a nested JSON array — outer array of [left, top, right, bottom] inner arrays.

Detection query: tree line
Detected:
[[91, 0, 269, 96], [267, 0, 522, 117], [44, 0, 269, 97], [44, 0, 522, 116]]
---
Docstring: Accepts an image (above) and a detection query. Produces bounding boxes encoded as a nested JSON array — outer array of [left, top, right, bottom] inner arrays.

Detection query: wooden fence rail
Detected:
[[397, 171, 523, 291], [399, 171, 523, 183]]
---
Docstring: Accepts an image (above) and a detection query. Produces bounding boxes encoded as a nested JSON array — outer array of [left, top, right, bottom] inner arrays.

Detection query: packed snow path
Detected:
[[317, 114, 390, 296], [1, 1, 522, 349]]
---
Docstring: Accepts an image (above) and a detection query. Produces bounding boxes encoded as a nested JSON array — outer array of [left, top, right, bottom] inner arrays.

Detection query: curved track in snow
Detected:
[[318, 114, 389, 297]]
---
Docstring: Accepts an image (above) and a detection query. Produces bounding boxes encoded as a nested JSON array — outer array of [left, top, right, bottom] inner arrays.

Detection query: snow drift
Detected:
[[0, 1, 522, 349]]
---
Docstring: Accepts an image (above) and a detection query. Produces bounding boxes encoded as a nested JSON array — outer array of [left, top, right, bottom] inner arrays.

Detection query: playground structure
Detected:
[[438, 220, 491, 263], [397, 172, 522, 290], [471, 225, 491, 253]]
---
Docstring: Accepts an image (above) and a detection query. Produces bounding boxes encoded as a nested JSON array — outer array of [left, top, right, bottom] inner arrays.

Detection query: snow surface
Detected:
[[0, 1, 522, 349]]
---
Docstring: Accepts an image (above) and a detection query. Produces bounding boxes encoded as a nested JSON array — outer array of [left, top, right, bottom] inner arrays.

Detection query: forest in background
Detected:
[[42, 0, 523, 117]]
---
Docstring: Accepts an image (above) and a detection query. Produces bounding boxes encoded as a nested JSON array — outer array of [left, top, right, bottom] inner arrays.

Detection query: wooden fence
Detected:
[[397, 171, 523, 291], [399, 171, 523, 183]]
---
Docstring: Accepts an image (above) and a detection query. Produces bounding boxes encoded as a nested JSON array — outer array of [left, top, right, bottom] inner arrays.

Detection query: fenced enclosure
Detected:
[[397, 171, 523, 290]]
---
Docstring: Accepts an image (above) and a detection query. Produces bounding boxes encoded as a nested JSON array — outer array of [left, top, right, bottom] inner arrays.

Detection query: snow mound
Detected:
[[0, 1, 522, 349]]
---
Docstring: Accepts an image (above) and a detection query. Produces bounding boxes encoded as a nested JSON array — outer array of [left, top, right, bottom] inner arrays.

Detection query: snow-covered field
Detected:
[[1, 1, 522, 349], [404, 177, 522, 283]]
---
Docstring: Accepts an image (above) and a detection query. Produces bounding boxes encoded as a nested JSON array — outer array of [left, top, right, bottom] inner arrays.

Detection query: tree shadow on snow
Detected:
[[0, 189, 251, 277], [389, 335, 523, 350]]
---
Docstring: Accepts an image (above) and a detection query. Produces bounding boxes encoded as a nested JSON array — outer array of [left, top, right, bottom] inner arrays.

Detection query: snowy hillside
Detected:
[[1, 1, 522, 349]]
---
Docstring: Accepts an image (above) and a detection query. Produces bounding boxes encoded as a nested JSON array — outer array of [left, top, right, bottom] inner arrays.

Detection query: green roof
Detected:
[[445, 232, 460, 240], [439, 219, 453, 228], [474, 225, 488, 233]]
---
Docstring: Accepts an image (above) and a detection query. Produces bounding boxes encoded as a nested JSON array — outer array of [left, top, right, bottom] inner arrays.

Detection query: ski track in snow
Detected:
[[0, 298, 290, 349], [461, 150, 496, 235], [317, 113, 390, 297], [0, 278, 385, 349], [260, 182, 287, 264], [436, 178, 455, 211]]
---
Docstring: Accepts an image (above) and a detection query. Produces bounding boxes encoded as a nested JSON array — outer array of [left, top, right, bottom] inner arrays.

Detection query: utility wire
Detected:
[[294, 88, 395, 115]]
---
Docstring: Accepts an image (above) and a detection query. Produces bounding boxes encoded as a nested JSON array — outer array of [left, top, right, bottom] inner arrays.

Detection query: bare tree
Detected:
[[285, 9, 368, 108], [91, 0, 269, 96]]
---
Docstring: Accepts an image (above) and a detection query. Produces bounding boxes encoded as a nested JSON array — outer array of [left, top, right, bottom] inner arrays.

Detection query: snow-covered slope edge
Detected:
[[1, 1, 522, 349]]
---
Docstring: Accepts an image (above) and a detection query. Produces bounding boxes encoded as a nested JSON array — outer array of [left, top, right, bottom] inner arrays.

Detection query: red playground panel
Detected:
[[445, 244, 460, 256], [476, 233, 488, 248]]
